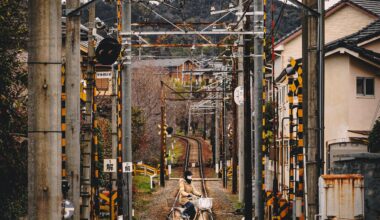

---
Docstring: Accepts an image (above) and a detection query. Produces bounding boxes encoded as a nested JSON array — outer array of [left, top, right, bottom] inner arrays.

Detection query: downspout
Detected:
[[281, 116, 289, 195]]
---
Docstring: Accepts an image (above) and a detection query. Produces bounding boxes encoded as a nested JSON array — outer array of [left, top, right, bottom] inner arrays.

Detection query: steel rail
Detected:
[[168, 135, 210, 218]]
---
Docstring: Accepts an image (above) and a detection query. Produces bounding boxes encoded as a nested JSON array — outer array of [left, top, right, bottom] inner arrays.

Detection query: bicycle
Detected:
[[167, 196, 213, 220]]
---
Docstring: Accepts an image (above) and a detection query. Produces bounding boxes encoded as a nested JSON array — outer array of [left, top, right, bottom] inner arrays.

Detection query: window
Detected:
[[356, 77, 374, 96]]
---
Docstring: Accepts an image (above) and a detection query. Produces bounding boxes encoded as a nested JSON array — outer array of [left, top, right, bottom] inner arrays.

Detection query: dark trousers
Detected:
[[183, 201, 196, 219]]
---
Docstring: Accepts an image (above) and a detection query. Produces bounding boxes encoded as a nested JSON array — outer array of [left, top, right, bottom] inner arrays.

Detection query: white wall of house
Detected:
[[362, 38, 380, 53], [348, 57, 380, 131], [325, 5, 375, 43], [275, 4, 377, 71], [324, 54, 351, 147], [324, 53, 380, 171]]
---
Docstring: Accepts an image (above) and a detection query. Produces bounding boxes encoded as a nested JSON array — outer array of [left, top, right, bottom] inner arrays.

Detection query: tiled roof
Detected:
[[350, 0, 380, 16], [326, 18, 380, 66], [326, 41, 380, 68], [275, 0, 380, 45], [330, 19, 380, 45]]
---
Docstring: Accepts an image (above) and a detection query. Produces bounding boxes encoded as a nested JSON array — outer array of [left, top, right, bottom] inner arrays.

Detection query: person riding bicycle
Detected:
[[179, 170, 202, 219]]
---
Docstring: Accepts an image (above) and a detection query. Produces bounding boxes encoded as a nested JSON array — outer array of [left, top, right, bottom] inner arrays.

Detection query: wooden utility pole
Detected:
[[28, 1, 62, 219], [65, 0, 81, 219], [121, 1, 133, 218], [302, 0, 324, 218], [81, 5, 95, 219]]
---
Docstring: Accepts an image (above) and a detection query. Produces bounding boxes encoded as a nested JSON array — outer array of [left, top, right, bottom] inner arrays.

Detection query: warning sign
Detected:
[[122, 162, 133, 173], [103, 159, 117, 173]]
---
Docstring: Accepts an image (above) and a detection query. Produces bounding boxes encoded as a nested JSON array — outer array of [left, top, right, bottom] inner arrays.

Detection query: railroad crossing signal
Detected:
[[95, 38, 121, 65]]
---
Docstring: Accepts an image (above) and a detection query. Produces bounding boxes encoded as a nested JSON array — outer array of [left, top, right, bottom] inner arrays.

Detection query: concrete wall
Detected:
[[332, 154, 380, 219]]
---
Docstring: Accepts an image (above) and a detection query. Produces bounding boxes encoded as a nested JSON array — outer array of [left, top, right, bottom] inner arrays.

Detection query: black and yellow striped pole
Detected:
[[116, 0, 123, 217], [61, 64, 68, 199], [91, 82, 100, 219], [262, 0, 268, 208], [295, 62, 304, 219], [287, 58, 297, 209]]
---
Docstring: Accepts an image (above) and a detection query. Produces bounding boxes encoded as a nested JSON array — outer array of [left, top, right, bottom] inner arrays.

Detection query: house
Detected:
[[272, 0, 380, 193], [132, 58, 198, 83]]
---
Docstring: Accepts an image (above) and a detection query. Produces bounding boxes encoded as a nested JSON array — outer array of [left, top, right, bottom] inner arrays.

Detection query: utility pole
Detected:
[[160, 81, 166, 187], [81, 4, 95, 219], [28, 1, 62, 219], [203, 110, 207, 140], [237, 0, 245, 202], [112, 64, 118, 191], [215, 92, 220, 174], [232, 56, 238, 194], [222, 73, 227, 188], [121, 1, 133, 219], [65, 0, 81, 219], [302, 0, 324, 218], [243, 1, 253, 219], [253, 0, 264, 218]]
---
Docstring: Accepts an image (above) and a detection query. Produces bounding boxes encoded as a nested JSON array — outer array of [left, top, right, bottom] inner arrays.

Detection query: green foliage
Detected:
[[368, 119, 380, 153], [0, 1, 28, 219], [133, 176, 152, 193]]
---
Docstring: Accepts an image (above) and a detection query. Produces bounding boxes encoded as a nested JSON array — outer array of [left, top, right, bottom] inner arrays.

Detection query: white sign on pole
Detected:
[[96, 71, 112, 79], [234, 86, 244, 106], [63, 200, 75, 219], [103, 159, 117, 173], [122, 162, 133, 173], [215, 163, 219, 173]]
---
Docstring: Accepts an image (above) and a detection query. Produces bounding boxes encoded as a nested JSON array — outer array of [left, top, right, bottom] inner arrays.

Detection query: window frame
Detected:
[[356, 76, 375, 97]]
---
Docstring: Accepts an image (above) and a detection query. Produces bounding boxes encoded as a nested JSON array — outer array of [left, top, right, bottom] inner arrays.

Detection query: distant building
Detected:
[[132, 58, 198, 83]]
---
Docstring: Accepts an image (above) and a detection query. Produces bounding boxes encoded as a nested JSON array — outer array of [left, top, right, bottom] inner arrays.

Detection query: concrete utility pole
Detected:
[[160, 81, 166, 187], [215, 93, 220, 174], [28, 1, 62, 219], [232, 57, 238, 194], [65, 0, 81, 219], [253, 0, 264, 218], [302, 0, 324, 218], [237, 0, 245, 202], [222, 74, 227, 188], [81, 4, 95, 219], [121, 1, 133, 219], [243, 0, 253, 219]]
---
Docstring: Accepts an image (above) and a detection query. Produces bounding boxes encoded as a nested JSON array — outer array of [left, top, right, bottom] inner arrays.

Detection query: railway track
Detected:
[[167, 135, 211, 219]]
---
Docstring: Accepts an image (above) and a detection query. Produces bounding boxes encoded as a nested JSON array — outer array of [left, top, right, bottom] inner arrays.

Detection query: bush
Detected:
[[368, 118, 380, 153]]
